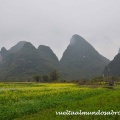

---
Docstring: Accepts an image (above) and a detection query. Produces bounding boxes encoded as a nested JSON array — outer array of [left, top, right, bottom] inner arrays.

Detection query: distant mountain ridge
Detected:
[[10, 41, 26, 53], [0, 42, 61, 81], [103, 53, 120, 77], [60, 34, 110, 79], [0, 34, 110, 81]]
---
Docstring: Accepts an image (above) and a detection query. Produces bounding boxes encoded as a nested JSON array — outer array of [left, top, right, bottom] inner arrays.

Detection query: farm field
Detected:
[[0, 83, 120, 120]]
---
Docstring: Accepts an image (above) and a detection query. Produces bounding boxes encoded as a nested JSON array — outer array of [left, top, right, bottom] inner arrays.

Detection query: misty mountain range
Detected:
[[0, 34, 118, 81], [103, 53, 120, 77]]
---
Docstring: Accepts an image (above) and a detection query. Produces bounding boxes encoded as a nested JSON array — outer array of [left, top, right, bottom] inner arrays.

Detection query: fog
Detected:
[[0, 0, 120, 60]]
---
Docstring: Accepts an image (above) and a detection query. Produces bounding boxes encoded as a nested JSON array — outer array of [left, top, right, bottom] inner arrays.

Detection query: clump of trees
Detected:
[[33, 70, 59, 83], [49, 70, 59, 82], [33, 74, 42, 82], [42, 74, 50, 82]]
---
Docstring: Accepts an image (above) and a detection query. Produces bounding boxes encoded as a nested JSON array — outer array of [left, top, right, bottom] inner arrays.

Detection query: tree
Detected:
[[34, 74, 40, 82], [42, 74, 50, 82], [49, 70, 59, 82]]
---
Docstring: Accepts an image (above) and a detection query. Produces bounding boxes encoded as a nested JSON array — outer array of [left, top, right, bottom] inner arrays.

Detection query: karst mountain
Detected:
[[103, 52, 120, 77], [0, 34, 110, 81], [60, 34, 110, 79]]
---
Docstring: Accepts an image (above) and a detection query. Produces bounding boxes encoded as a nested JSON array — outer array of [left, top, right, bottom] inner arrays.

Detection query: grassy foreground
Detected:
[[0, 83, 120, 120]]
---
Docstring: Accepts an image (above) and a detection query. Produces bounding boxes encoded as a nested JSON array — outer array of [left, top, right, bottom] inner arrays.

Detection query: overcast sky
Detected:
[[0, 0, 120, 60]]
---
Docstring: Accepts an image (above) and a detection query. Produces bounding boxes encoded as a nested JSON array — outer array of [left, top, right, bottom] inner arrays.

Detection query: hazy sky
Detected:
[[0, 0, 120, 60]]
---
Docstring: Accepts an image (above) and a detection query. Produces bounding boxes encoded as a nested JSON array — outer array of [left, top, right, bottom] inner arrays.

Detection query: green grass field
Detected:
[[0, 83, 120, 120]]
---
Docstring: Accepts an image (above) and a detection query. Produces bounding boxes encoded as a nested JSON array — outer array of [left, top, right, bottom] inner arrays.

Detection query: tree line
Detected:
[[33, 70, 59, 83]]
